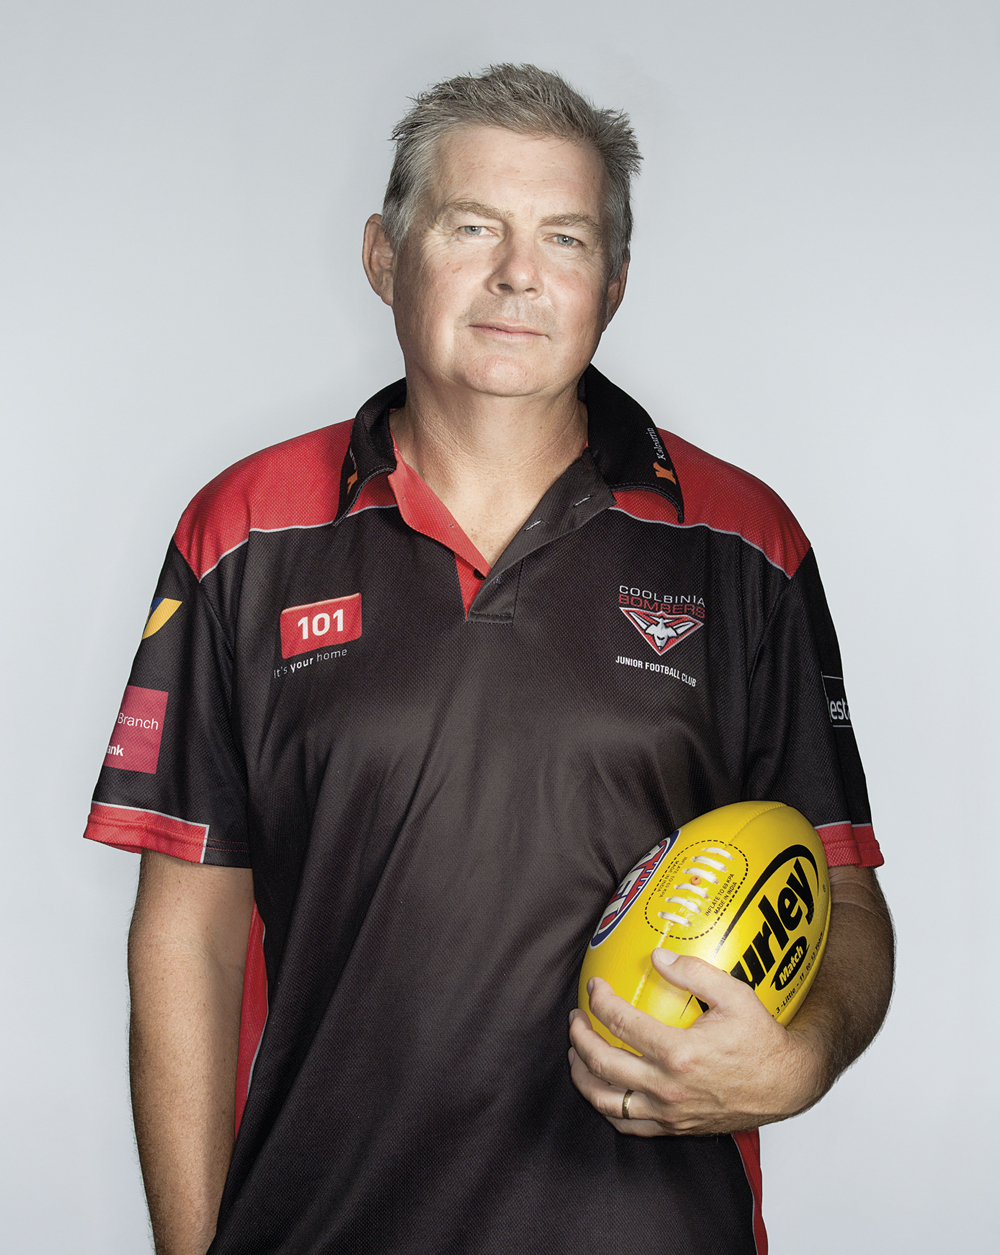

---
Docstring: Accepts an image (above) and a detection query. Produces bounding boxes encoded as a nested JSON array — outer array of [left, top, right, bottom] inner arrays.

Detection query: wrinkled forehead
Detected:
[[419, 125, 608, 225]]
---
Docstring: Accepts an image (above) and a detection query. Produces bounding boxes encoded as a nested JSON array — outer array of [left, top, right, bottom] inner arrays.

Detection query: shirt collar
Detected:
[[336, 378, 403, 519], [338, 365, 684, 525], [581, 366, 684, 523]]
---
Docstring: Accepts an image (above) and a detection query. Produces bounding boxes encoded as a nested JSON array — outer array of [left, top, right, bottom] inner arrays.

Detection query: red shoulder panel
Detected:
[[614, 432, 810, 579], [175, 421, 354, 580], [666, 430, 810, 578]]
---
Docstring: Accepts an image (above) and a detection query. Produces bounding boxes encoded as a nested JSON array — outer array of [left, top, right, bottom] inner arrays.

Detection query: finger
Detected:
[[568, 1003, 658, 1092], [649, 949, 768, 1019], [567, 1047, 666, 1137], [583, 976, 690, 1061]]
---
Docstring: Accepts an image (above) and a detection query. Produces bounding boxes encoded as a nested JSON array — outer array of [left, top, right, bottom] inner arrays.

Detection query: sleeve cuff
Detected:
[[83, 801, 250, 865], [815, 820, 883, 868]]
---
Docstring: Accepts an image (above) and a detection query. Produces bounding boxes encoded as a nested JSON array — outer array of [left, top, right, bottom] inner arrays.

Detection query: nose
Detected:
[[488, 232, 541, 296]]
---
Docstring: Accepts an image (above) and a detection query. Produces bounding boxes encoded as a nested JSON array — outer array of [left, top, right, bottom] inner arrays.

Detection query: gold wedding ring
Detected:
[[621, 1089, 634, 1120]]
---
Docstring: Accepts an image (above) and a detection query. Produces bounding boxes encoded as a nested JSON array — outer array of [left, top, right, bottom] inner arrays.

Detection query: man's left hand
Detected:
[[567, 947, 826, 1136]]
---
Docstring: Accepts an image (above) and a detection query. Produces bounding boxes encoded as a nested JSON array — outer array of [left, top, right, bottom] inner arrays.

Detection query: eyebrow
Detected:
[[437, 200, 602, 236]]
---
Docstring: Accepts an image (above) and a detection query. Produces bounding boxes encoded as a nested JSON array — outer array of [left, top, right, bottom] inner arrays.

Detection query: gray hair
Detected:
[[381, 64, 641, 278]]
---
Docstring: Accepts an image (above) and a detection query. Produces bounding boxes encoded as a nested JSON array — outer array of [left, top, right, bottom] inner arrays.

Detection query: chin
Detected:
[[453, 355, 572, 399]]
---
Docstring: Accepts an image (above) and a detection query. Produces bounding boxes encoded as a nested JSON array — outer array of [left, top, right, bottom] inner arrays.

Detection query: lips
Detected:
[[470, 322, 545, 338]]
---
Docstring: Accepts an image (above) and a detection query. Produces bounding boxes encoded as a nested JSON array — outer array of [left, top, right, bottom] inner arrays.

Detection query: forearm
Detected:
[[787, 866, 895, 1102], [128, 854, 254, 1255]]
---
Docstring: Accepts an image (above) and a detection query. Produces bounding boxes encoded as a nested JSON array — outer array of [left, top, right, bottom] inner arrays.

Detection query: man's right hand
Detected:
[[128, 851, 254, 1255]]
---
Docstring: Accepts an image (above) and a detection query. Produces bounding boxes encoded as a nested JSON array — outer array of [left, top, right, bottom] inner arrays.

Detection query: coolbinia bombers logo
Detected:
[[620, 607, 702, 656], [618, 586, 705, 658], [589, 832, 680, 948]]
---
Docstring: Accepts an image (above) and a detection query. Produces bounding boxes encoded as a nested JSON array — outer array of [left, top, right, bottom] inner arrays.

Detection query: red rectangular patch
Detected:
[[280, 593, 362, 659], [104, 685, 168, 774]]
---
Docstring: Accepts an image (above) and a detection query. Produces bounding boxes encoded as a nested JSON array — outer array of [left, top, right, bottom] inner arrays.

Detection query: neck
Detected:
[[389, 373, 588, 566]]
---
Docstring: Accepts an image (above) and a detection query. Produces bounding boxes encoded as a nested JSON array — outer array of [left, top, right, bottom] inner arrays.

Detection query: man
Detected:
[[86, 64, 892, 1255]]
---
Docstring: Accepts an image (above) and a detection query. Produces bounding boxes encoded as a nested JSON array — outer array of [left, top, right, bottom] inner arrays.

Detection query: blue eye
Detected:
[[553, 234, 578, 247], [461, 225, 485, 235]]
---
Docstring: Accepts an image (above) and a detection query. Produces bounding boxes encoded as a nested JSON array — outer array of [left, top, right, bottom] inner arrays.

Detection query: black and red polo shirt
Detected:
[[85, 366, 881, 1255]]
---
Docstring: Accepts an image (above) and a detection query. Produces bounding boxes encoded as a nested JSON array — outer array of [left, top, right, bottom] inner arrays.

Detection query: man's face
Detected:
[[368, 126, 626, 403]]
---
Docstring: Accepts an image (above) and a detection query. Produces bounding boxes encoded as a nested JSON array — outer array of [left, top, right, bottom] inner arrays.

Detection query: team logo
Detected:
[[142, 597, 182, 639], [620, 606, 703, 656], [589, 833, 679, 948]]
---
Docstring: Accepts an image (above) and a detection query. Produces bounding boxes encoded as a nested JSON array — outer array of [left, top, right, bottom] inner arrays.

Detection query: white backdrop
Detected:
[[3, 1, 997, 1250]]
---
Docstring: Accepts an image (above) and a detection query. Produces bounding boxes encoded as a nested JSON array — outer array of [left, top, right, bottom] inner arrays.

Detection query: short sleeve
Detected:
[[744, 548, 882, 868], [83, 539, 250, 867]]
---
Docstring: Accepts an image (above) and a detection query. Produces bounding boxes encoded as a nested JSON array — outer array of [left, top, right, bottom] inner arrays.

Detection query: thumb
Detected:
[[650, 947, 762, 1017]]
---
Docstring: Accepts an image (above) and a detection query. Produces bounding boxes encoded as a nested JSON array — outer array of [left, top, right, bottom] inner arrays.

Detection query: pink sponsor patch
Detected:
[[104, 685, 168, 774]]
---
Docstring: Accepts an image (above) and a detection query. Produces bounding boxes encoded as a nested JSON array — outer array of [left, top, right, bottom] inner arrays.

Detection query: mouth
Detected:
[[469, 322, 545, 340]]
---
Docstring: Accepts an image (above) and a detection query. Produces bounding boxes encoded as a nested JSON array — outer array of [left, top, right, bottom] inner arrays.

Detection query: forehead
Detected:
[[424, 125, 606, 220]]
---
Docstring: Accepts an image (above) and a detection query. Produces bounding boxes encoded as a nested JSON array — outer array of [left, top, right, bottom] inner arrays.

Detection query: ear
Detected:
[[602, 259, 629, 329], [362, 214, 396, 306]]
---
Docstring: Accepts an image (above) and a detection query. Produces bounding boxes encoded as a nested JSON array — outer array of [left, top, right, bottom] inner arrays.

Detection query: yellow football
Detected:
[[578, 801, 831, 1048]]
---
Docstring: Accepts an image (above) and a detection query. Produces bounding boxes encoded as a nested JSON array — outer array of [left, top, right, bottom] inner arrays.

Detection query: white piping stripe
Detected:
[[192, 504, 800, 582], [608, 507, 801, 577], [815, 820, 872, 832], [250, 521, 335, 534], [344, 502, 397, 517], [194, 537, 248, 581], [192, 509, 398, 581], [197, 522, 335, 580], [196, 506, 795, 580]]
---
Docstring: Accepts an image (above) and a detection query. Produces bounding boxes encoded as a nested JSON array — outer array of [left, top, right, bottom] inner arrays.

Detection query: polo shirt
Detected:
[[85, 366, 881, 1255]]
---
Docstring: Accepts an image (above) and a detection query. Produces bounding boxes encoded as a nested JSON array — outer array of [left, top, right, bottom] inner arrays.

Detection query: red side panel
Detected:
[[84, 801, 208, 861], [235, 905, 268, 1135], [816, 821, 883, 868], [175, 421, 355, 580], [733, 1129, 767, 1253], [616, 431, 812, 579]]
